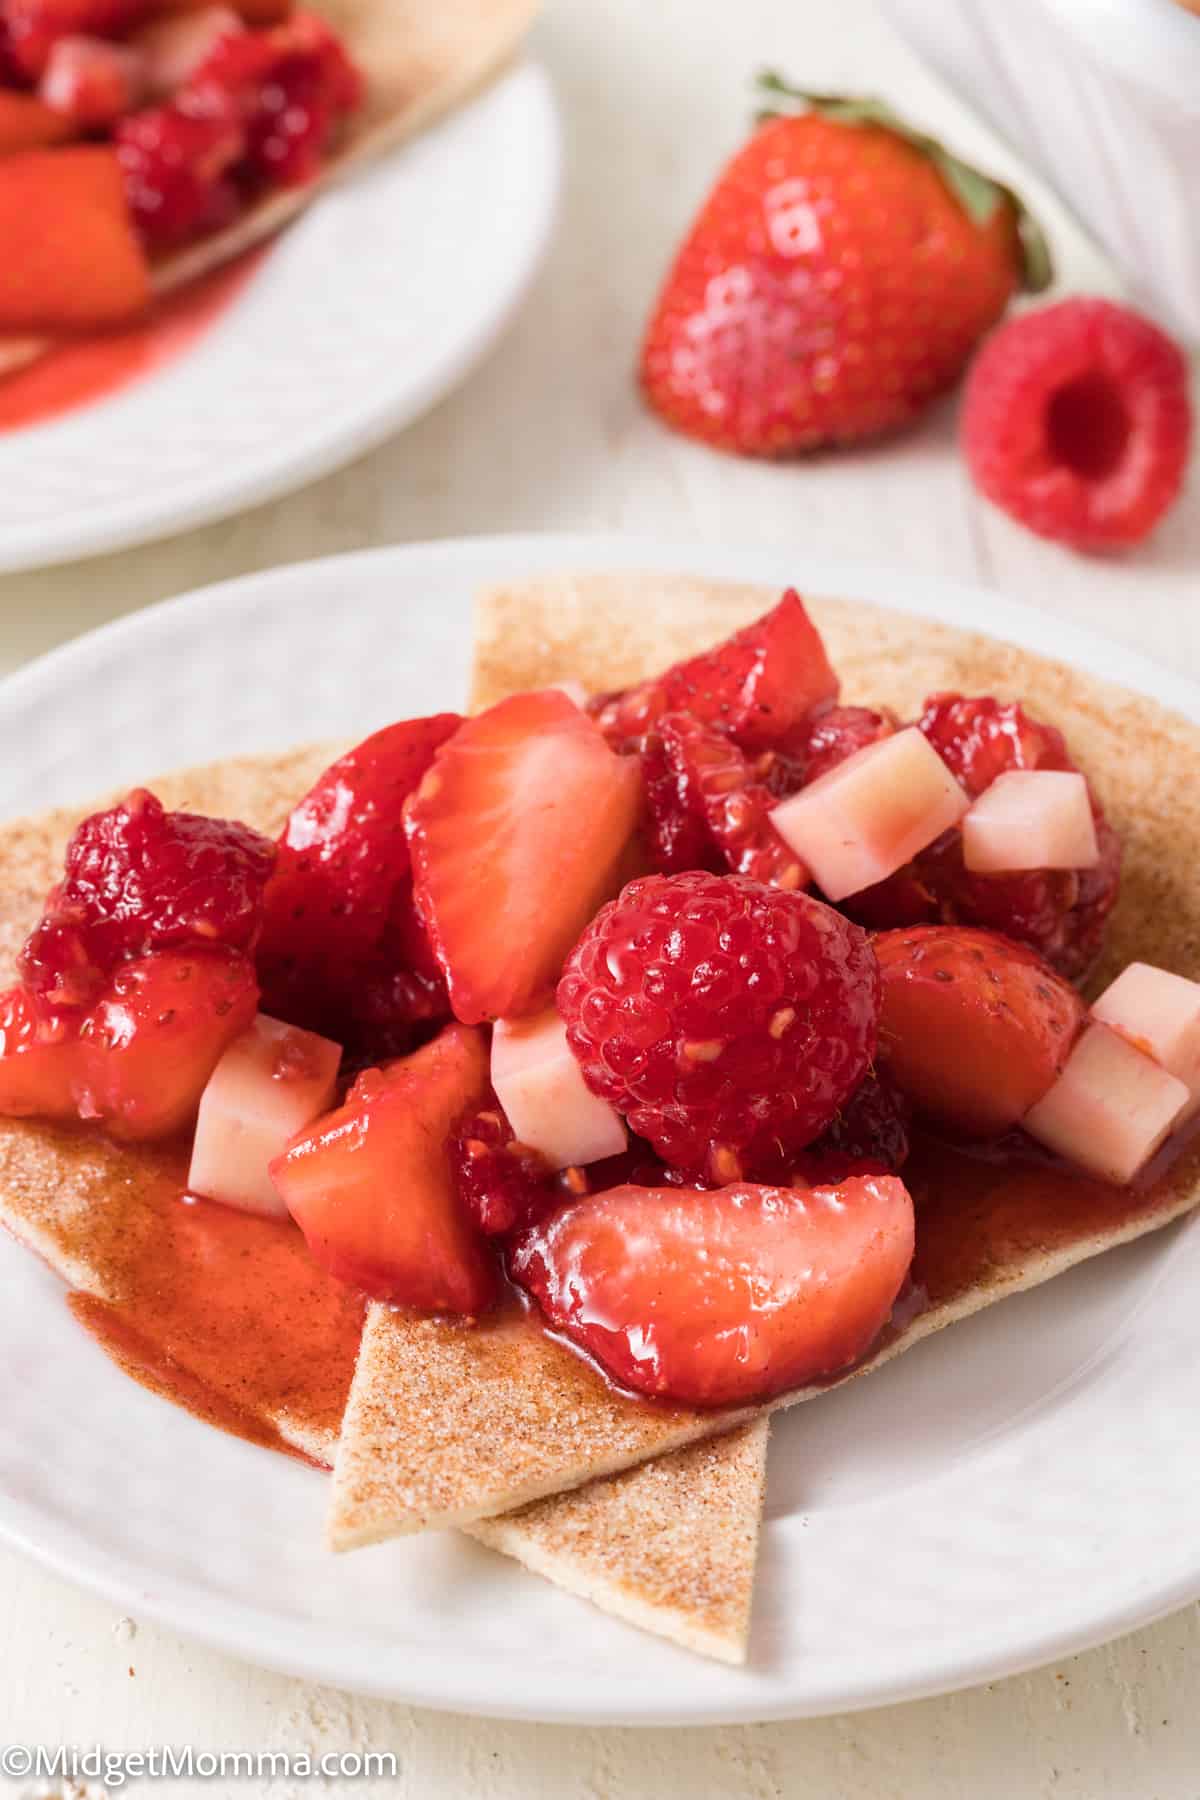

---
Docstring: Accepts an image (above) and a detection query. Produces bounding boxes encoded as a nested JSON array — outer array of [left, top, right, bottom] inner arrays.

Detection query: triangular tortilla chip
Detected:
[[468, 1417, 769, 1664], [0, 740, 766, 1662], [1, 0, 539, 372], [326, 572, 1200, 1544]]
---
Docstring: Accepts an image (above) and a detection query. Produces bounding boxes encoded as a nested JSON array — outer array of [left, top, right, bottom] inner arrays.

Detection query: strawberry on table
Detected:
[[874, 925, 1085, 1138], [406, 690, 642, 1026], [510, 1173, 915, 1407], [962, 297, 1192, 550], [273, 1021, 497, 1313], [256, 714, 461, 1060], [0, 145, 151, 330], [640, 81, 1051, 457]]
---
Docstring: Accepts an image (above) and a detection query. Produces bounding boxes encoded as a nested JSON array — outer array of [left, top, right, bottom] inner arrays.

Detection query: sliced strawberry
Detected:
[[256, 713, 460, 1058], [0, 146, 151, 331], [405, 691, 642, 1025], [0, 984, 77, 1122], [874, 924, 1085, 1137], [0, 90, 79, 154], [73, 948, 259, 1140], [272, 1021, 496, 1312], [510, 1174, 915, 1407], [591, 590, 838, 753]]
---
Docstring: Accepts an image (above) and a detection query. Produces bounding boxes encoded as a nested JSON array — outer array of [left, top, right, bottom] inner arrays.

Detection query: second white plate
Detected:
[[0, 64, 559, 573], [1, 534, 1199, 1724]]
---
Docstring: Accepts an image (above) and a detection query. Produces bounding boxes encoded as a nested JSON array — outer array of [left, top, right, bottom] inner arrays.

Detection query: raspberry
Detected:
[[191, 11, 362, 187], [451, 1105, 559, 1239], [19, 788, 275, 1010], [962, 297, 1192, 549], [798, 1069, 912, 1182], [800, 705, 896, 785], [558, 870, 880, 1179], [845, 694, 1121, 980], [116, 98, 243, 250]]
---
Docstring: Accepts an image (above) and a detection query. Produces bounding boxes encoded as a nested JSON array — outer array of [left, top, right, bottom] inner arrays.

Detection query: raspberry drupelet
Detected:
[[557, 870, 880, 1181]]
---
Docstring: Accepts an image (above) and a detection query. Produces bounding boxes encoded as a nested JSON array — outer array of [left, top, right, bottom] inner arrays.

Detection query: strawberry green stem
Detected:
[[754, 72, 1053, 294]]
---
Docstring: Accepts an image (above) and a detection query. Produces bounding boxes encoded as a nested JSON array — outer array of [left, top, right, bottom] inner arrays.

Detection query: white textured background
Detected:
[[1, 0, 1198, 1792]]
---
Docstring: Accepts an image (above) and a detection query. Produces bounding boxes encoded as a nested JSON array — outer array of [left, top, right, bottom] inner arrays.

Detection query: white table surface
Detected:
[[1, 0, 1198, 1792]]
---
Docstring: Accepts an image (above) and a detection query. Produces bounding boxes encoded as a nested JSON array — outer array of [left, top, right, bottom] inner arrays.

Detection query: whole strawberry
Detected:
[[640, 80, 1051, 456]]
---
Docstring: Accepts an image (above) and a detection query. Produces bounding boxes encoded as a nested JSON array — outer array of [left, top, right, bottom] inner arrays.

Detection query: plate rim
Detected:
[[0, 63, 561, 575], [2, 529, 1200, 1725]]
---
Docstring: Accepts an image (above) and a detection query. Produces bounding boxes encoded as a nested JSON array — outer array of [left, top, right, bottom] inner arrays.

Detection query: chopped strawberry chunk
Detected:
[[591, 590, 838, 753], [273, 1022, 497, 1312], [39, 33, 145, 126], [256, 714, 461, 1061], [19, 787, 275, 1012], [0, 949, 259, 1140], [4, 0, 150, 79], [75, 948, 259, 1140], [0, 145, 151, 331], [642, 712, 808, 887], [406, 690, 642, 1026], [874, 925, 1085, 1137], [510, 1174, 915, 1407], [0, 90, 79, 153], [0, 984, 77, 1122]]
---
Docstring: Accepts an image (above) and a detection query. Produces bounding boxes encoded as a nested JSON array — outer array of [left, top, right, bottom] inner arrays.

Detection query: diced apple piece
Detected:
[[1023, 1022, 1190, 1185], [491, 1006, 627, 1170], [769, 727, 967, 902], [189, 1012, 341, 1218], [1092, 962, 1200, 1121], [40, 36, 146, 128], [135, 5, 243, 96], [962, 770, 1099, 874]]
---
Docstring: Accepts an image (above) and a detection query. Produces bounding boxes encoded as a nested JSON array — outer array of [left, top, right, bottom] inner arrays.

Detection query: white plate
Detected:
[[2, 535, 1199, 1726], [0, 67, 559, 574]]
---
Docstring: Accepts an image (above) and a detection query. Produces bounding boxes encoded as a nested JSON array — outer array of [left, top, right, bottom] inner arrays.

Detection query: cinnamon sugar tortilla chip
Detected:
[[1, 0, 539, 371], [0, 740, 766, 1664], [327, 572, 1200, 1546]]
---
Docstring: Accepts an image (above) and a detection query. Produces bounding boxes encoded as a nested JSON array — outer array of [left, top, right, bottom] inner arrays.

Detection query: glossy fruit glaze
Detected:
[[23, 1107, 1197, 1464], [0, 245, 264, 434], [26, 1124, 365, 1465]]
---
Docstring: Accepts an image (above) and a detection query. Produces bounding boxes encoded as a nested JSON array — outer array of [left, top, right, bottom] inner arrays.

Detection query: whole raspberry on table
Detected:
[[640, 80, 1050, 457], [19, 788, 275, 1010], [962, 297, 1192, 549], [557, 870, 880, 1181]]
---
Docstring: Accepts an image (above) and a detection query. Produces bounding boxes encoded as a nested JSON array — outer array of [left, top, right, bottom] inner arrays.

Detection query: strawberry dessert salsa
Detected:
[[0, 0, 361, 334], [2, 592, 1198, 1411]]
